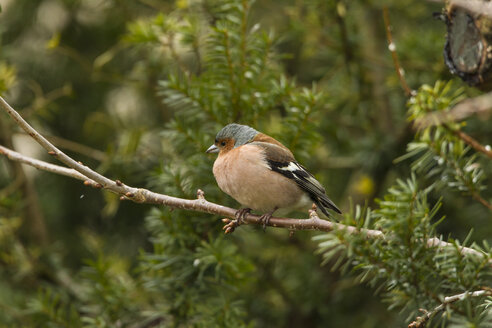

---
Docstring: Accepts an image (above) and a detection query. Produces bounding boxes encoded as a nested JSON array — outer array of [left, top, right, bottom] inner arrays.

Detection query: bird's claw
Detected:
[[259, 213, 273, 232], [308, 203, 318, 219], [222, 218, 239, 234], [235, 208, 251, 225], [222, 208, 252, 234]]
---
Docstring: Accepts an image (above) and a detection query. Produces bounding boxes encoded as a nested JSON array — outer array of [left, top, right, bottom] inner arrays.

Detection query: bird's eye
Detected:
[[220, 141, 226, 146]]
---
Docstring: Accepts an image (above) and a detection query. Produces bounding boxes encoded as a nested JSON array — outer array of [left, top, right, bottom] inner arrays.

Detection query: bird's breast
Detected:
[[213, 145, 305, 213]]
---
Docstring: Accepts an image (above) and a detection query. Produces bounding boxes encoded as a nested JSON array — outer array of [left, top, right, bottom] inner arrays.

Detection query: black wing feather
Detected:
[[249, 141, 341, 216], [267, 160, 341, 216]]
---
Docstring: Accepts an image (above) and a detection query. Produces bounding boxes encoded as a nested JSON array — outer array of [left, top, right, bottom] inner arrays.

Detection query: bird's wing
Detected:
[[250, 141, 341, 216]]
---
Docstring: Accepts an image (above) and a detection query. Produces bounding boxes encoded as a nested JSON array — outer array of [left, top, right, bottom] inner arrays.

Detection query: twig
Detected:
[[0, 145, 100, 188], [408, 289, 492, 327], [413, 94, 492, 161], [0, 96, 122, 192], [425, 237, 487, 258], [383, 7, 414, 97], [416, 92, 492, 128], [0, 96, 490, 261], [426, 134, 492, 212], [444, 124, 492, 160], [471, 191, 492, 212]]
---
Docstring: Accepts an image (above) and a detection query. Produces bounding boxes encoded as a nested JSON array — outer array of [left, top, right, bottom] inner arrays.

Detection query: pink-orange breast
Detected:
[[213, 144, 306, 213]]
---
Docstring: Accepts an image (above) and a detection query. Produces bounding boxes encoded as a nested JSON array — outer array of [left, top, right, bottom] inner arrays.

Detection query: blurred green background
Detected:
[[0, 0, 490, 327]]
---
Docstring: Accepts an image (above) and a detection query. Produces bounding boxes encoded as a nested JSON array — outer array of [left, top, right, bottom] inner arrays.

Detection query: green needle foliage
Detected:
[[400, 82, 487, 198], [0, 0, 491, 327], [316, 175, 492, 326]]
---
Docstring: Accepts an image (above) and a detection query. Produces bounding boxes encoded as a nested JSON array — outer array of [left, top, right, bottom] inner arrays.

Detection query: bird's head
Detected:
[[206, 123, 258, 154]]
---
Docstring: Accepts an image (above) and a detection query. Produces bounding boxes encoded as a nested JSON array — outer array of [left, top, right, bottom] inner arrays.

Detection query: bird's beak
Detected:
[[206, 144, 219, 153]]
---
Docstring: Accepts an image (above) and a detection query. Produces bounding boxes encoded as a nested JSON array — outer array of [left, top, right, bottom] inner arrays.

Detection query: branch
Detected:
[[0, 143, 381, 235], [383, 7, 414, 97], [416, 92, 492, 128], [0, 145, 99, 187], [445, 125, 492, 161], [408, 288, 492, 328], [0, 96, 490, 262], [414, 92, 492, 160], [414, 93, 492, 160]]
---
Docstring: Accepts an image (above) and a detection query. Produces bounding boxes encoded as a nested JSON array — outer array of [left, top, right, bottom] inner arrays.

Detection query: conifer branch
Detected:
[[408, 289, 492, 328]]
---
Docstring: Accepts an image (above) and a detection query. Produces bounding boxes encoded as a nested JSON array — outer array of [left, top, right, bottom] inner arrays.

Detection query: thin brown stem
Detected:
[[0, 145, 99, 187], [472, 192, 492, 212], [443, 124, 492, 160], [383, 6, 413, 97]]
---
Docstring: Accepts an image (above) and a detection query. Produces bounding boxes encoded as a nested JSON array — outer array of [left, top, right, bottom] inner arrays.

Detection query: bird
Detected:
[[206, 123, 341, 228]]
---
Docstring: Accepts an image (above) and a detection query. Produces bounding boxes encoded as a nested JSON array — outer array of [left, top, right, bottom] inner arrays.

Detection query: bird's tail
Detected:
[[314, 195, 341, 218]]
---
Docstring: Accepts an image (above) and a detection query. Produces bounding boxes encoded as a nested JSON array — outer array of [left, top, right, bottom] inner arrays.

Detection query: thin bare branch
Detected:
[[0, 96, 121, 191], [442, 123, 491, 161], [383, 7, 414, 97], [409, 289, 492, 327], [0, 145, 99, 187], [0, 96, 490, 262], [446, 123, 492, 162], [426, 237, 488, 258]]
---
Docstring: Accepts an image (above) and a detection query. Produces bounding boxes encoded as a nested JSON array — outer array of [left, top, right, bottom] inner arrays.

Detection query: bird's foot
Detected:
[[308, 203, 318, 219], [222, 208, 252, 234], [259, 208, 277, 231], [222, 218, 238, 234], [235, 207, 252, 225]]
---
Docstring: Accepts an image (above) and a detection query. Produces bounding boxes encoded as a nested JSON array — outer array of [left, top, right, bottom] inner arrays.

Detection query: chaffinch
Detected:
[[206, 123, 341, 227]]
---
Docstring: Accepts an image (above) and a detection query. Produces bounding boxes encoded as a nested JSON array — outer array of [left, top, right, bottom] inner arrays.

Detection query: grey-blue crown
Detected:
[[216, 123, 258, 147]]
